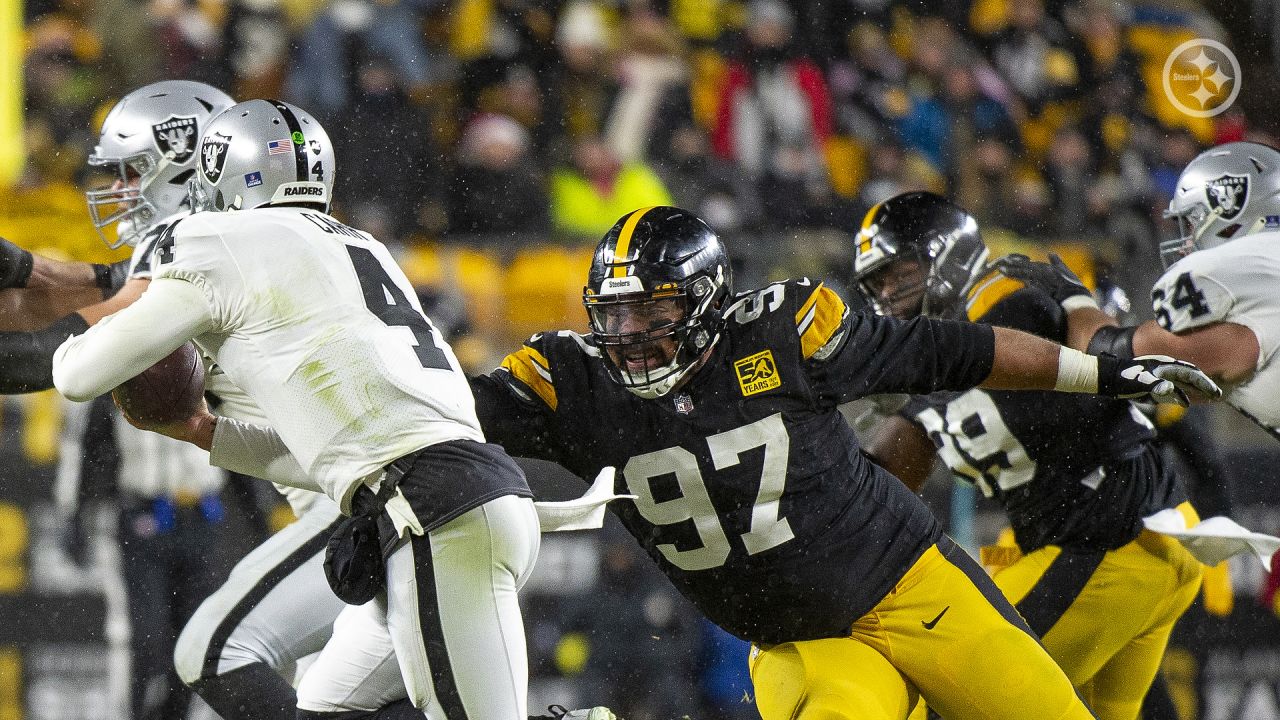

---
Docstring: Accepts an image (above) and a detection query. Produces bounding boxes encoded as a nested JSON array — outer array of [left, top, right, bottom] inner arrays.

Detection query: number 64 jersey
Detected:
[[1153, 232, 1280, 434], [471, 278, 999, 645]]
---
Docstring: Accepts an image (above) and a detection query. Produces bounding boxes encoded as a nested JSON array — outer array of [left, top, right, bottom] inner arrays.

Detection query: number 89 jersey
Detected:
[[474, 279, 1001, 644], [902, 271, 1170, 553], [1154, 231, 1280, 433], [154, 207, 487, 511]]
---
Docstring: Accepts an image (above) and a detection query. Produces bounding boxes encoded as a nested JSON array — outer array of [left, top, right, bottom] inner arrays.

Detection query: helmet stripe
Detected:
[[611, 206, 656, 278], [269, 100, 308, 183], [856, 201, 882, 255]]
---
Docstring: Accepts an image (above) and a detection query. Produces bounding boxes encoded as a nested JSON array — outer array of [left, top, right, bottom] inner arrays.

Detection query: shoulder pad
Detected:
[[795, 281, 850, 360], [963, 269, 1027, 322], [496, 331, 593, 411]]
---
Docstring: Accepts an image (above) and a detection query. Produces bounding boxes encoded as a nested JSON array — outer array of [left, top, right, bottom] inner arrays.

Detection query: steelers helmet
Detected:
[[1162, 141, 1280, 267], [584, 206, 732, 399], [191, 99, 335, 213], [86, 80, 235, 248], [851, 192, 987, 318]]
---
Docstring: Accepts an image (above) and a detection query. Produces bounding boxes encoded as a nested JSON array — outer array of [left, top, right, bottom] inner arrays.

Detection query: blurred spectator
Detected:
[[1044, 125, 1096, 237], [284, 0, 438, 118], [827, 21, 908, 144], [541, 1, 618, 149], [605, 11, 690, 164], [652, 125, 761, 233], [331, 54, 441, 241], [24, 13, 105, 149], [986, 0, 1084, 112], [550, 135, 672, 240], [711, 0, 832, 181], [447, 113, 550, 235]]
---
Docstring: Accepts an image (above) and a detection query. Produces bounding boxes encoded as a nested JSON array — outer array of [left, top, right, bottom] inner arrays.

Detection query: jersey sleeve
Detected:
[[794, 281, 852, 361], [150, 215, 243, 329], [470, 333, 572, 464], [1150, 258, 1236, 333], [964, 271, 1065, 341]]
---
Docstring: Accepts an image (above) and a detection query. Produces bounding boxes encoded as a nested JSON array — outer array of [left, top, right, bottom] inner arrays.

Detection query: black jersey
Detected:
[[472, 278, 996, 644], [901, 269, 1185, 553]]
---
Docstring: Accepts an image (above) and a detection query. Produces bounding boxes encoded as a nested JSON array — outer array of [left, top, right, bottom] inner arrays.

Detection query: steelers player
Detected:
[[853, 192, 1204, 720], [463, 207, 1220, 720]]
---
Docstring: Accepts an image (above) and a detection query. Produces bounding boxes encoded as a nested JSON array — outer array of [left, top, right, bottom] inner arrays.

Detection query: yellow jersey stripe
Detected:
[[611, 206, 656, 278], [965, 273, 1025, 322], [796, 284, 847, 359], [500, 346, 558, 410]]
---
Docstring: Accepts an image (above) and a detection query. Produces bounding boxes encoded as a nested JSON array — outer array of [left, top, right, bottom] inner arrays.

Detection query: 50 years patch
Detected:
[[734, 350, 781, 396]]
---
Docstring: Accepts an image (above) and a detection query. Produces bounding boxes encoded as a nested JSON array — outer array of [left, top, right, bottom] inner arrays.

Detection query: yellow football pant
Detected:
[[750, 538, 1096, 720], [992, 508, 1203, 720]]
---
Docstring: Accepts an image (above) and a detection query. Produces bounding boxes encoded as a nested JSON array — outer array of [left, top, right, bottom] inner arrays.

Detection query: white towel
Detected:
[[1142, 509, 1280, 567], [534, 467, 635, 533]]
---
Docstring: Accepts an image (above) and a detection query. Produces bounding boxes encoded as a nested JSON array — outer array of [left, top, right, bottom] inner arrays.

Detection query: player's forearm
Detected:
[[1064, 306, 1118, 353], [1, 237, 127, 294], [52, 278, 214, 400], [0, 313, 90, 393], [209, 415, 322, 492], [1132, 320, 1259, 385], [982, 326, 1071, 391]]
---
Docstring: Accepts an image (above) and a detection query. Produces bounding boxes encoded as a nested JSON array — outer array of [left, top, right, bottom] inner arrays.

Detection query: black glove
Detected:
[[993, 253, 1093, 308], [323, 485, 386, 605], [0, 237, 33, 289], [1097, 354, 1222, 406]]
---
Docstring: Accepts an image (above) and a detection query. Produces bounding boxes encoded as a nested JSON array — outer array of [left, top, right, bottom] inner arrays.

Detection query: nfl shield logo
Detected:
[[1205, 173, 1249, 220], [151, 115, 198, 163], [201, 132, 233, 183], [674, 393, 694, 415]]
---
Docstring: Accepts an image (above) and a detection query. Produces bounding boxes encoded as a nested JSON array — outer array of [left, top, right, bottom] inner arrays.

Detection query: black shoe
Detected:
[[530, 705, 619, 720]]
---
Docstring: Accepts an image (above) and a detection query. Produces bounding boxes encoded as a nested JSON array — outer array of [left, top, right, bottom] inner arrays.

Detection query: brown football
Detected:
[[111, 341, 206, 425]]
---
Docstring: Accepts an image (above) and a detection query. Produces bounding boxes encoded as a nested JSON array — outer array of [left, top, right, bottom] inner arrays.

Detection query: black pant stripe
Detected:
[[938, 536, 1038, 639], [411, 533, 468, 720], [200, 518, 343, 679], [1014, 548, 1106, 638]]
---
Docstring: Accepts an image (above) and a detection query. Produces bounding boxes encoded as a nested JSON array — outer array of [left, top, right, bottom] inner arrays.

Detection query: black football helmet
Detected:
[[584, 206, 732, 399], [851, 192, 987, 319]]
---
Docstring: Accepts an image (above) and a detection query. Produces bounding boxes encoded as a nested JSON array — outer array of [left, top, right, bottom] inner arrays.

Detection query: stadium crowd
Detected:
[[6, 1, 1280, 719]]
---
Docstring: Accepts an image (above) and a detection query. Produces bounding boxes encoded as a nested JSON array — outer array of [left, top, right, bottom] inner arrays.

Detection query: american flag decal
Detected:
[[267, 139, 291, 155]]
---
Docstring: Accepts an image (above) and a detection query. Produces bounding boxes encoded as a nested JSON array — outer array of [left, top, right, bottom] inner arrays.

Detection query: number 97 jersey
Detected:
[[1153, 231, 1280, 432]]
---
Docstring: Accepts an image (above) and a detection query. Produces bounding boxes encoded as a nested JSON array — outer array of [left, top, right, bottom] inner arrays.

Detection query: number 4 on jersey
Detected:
[[345, 245, 451, 371]]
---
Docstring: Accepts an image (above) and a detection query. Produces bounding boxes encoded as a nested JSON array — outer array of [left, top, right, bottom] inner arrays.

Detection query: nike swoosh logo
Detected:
[[922, 606, 950, 630]]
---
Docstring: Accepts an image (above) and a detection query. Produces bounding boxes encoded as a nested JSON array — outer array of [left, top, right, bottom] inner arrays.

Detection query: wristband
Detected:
[[1061, 294, 1100, 312], [0, 242, 33, 289], [1054, 346, 1100, 394], [92, 263, 112, 290], [1086, 325, 1137, 361]]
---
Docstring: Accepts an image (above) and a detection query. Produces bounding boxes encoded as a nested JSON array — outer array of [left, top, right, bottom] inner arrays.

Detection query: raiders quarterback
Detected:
[[998, 141, 1280, 456], [156, 203, 1219, 719], [854, 192, 1203, 720], [51, 99, 546, 720]]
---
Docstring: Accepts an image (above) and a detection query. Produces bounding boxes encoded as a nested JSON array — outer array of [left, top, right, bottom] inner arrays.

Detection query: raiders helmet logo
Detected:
[[1205, 173, 1249, 220], [201, 132, 232, 183], [151, 115, 198, 163]]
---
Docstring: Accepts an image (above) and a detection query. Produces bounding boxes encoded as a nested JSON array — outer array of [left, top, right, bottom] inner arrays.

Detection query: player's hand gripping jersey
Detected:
[[902, 268, 1186, 552], [54, 207, 503, 513], [1153, 231, 1280, 433], [472, 278, 998, 644]]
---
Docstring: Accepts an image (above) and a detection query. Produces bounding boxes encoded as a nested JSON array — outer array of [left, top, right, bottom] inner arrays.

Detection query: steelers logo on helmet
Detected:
[[201, 132, 233, 183], [1204, 173, 1249, 220], [584, 206, 732, 399], [151, 115, 199, 163]]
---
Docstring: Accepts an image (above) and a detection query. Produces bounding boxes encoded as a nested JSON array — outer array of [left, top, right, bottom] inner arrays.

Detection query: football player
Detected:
[[0, 82, 356, 720], [137, 205, 1220, 719], [852, 191, 1204, 720], [50, 99, 542, 720], [999, 141, 1280, 442]]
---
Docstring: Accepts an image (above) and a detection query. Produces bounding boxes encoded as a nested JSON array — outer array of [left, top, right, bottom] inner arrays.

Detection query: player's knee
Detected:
[[751, 640, 913, 720]]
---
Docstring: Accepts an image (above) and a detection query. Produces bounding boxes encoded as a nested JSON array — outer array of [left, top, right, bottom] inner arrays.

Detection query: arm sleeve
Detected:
[[52, 277, 215, 401], [0, 313, 90, 393], [469, 370, 566, 463], [208, 416, 322, 493], [813, 312, 996, 403]]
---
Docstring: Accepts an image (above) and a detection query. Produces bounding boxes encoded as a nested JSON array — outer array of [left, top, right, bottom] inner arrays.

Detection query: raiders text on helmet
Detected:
[[86, 80, 234, 248], [584, 206, 732, 399], [191, 99, 335, 213], [1162, 141, 1280, 267], [851, 192, 988, 318]]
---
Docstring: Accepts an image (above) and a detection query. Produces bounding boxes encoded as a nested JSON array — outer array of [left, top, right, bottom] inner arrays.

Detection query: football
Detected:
[[111, 341, 206, 425]]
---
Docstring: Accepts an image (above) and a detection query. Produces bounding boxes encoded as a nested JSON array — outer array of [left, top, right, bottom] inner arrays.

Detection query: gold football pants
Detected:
[[750, 537, 1096, 720]]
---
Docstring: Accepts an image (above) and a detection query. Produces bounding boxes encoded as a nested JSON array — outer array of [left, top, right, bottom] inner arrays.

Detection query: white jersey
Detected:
[[54, 207, 484, 509], [1153, 231, 1280, 431], [128, 211, 190, 279]]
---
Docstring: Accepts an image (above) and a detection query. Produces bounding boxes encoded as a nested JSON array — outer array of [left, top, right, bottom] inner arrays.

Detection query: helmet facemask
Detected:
[[1160, 202, 1219, 268], [585, 273, 723, 399], [86, 152, 165, 248]]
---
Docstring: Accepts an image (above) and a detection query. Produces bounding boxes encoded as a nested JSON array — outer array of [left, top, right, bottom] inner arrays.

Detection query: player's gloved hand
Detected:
[[994, 253, 1095, 310], [1097, 354, 1222, 406], [0, 237, 34, 289]]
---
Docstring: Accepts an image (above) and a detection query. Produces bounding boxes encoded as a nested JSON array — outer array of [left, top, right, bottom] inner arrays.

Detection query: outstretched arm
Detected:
[[1, 236, 129, 293]]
